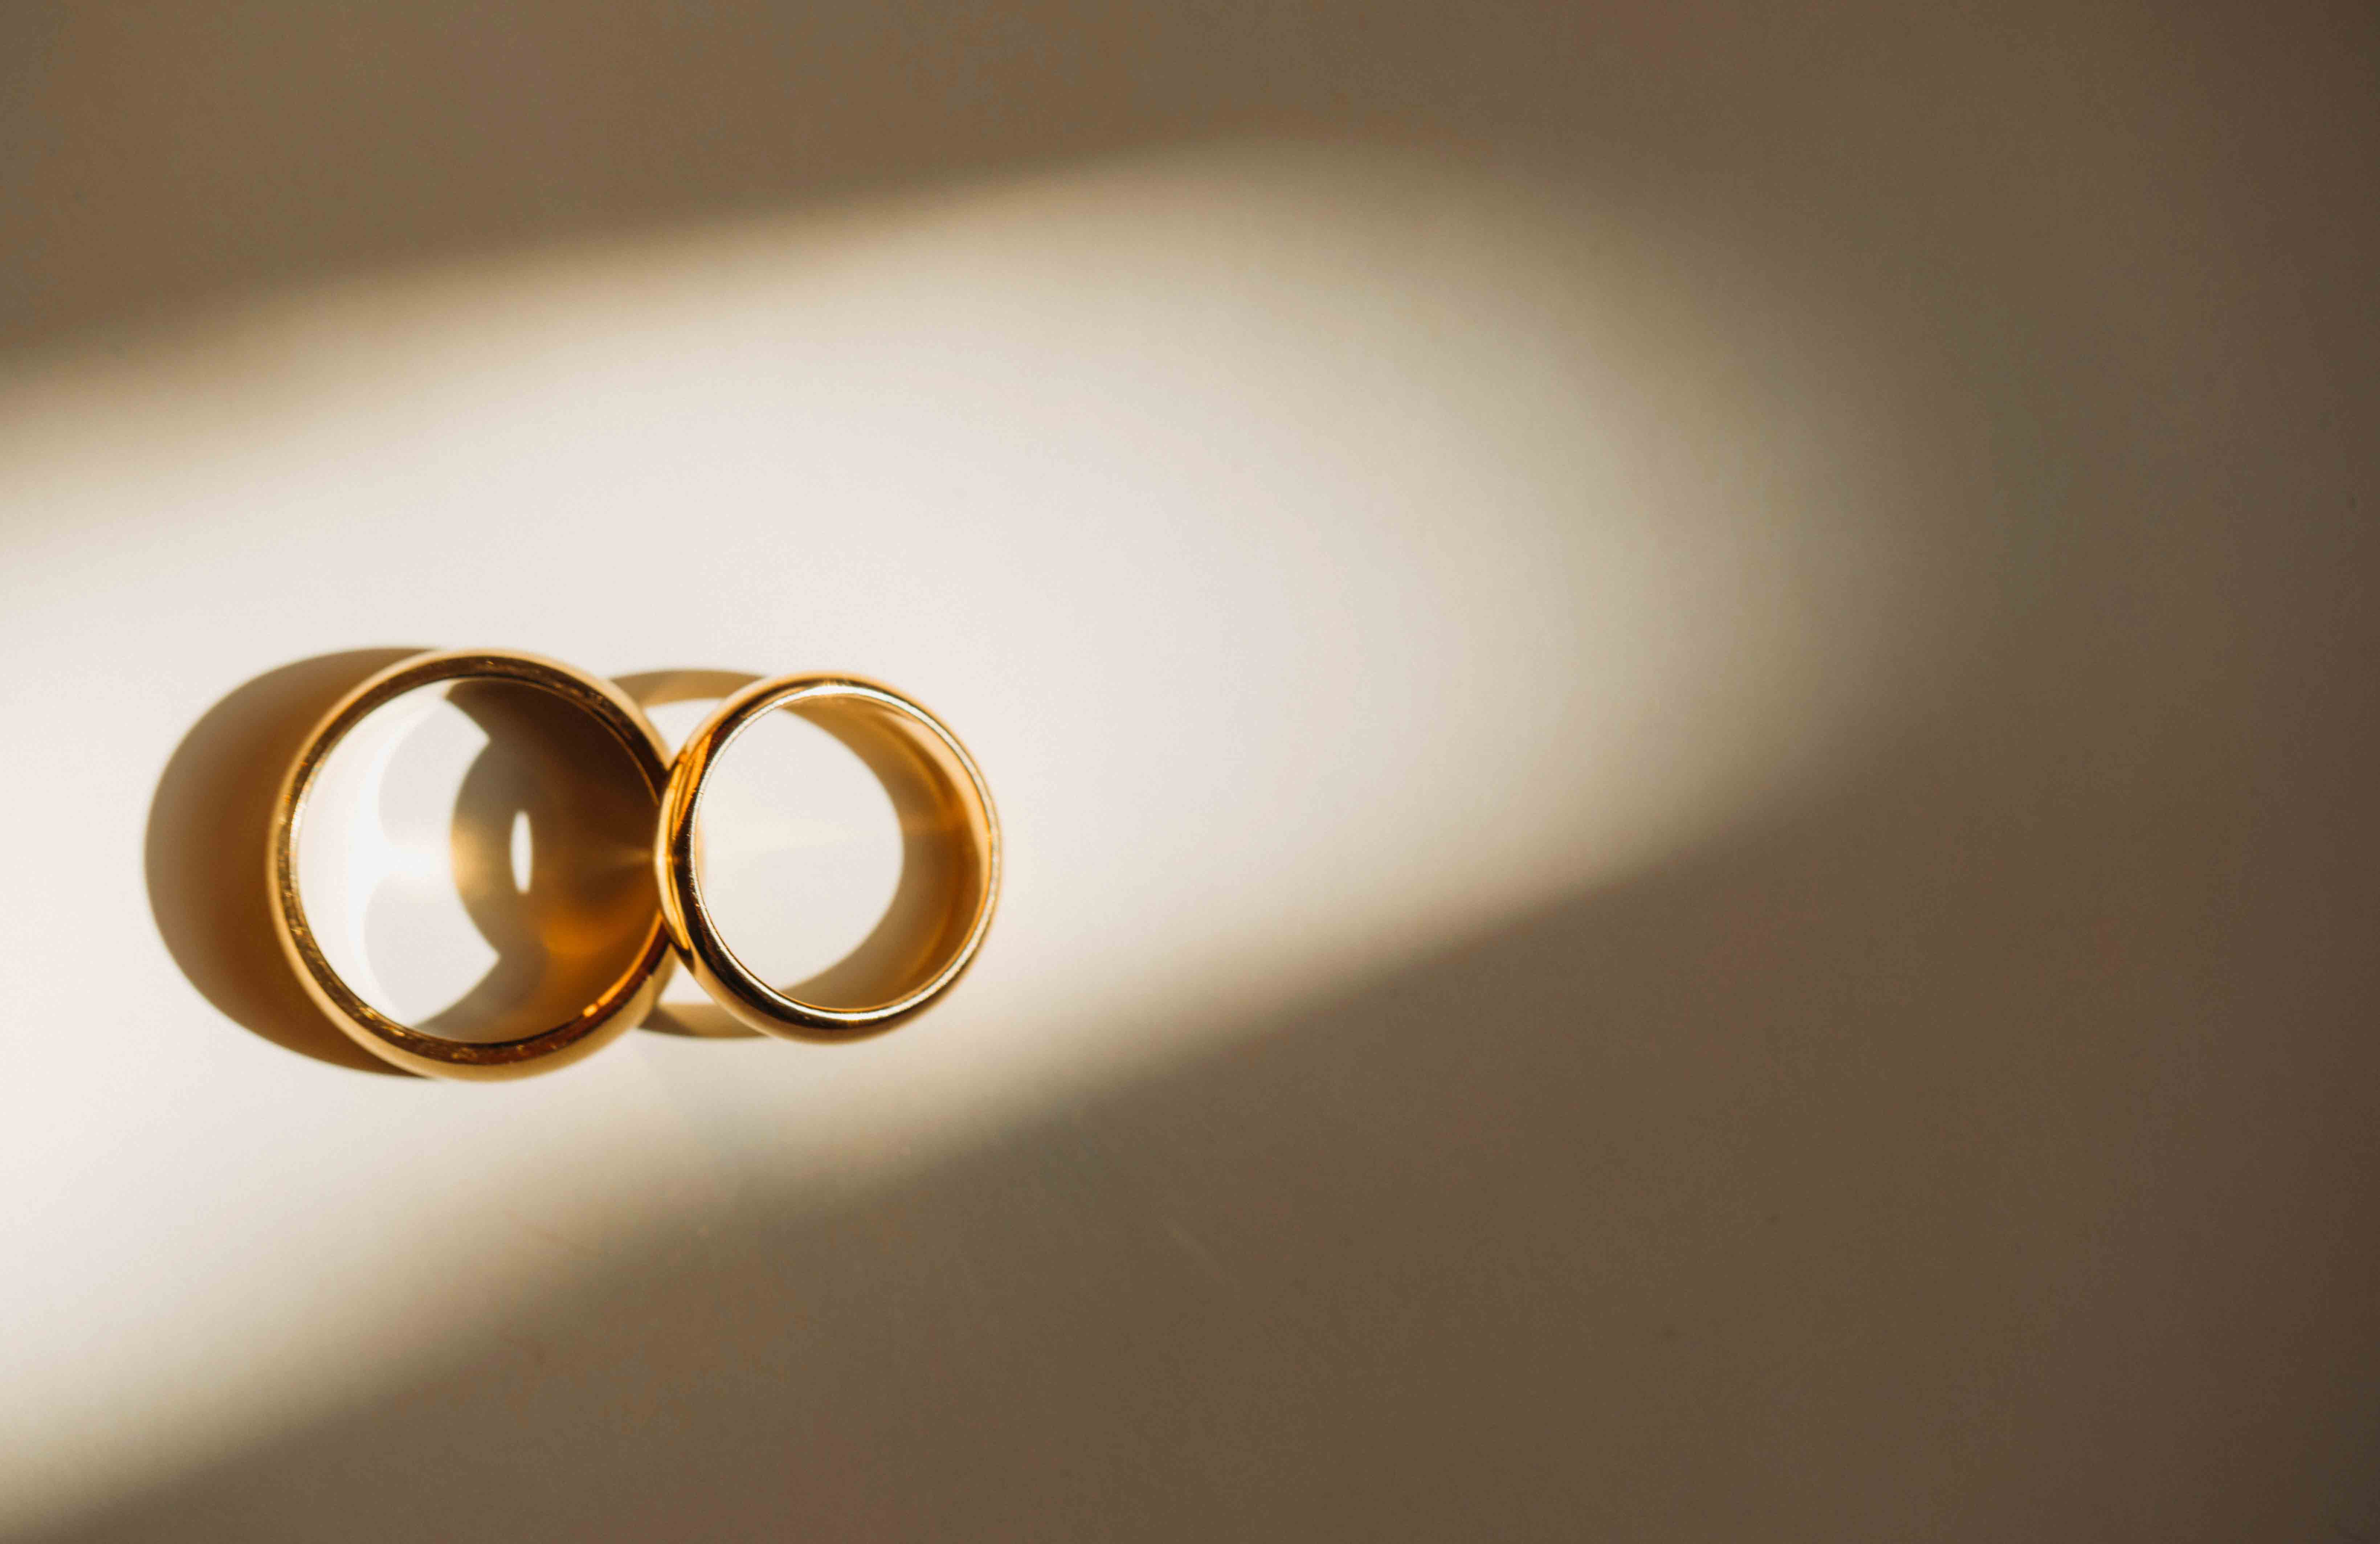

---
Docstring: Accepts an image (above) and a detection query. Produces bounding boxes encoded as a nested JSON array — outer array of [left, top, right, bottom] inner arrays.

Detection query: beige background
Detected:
[[1, 1, 2376, 1538]]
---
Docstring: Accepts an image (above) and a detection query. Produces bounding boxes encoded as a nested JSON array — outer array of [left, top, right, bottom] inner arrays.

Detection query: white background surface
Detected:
[[0, 147, 1920, 1527], [2, 3, 2375, 1538]]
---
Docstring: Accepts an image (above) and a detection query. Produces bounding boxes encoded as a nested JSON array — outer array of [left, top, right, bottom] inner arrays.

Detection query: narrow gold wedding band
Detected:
[[268, 648, 677, 1080], [657, 675, 1000, 1041]]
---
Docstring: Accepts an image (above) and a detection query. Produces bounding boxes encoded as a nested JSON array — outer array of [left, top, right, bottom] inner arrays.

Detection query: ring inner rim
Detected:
[[678, 680, 996, 1026]]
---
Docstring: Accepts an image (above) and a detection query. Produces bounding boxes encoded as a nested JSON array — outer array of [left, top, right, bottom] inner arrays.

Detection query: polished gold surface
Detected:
[[658, 675, 999, 1041], [267, 648, 677, 1080]]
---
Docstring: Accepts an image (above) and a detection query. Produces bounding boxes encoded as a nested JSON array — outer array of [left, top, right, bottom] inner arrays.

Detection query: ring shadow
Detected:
[[143, 649, 426, 1075], [423, 680, 675, 1045]]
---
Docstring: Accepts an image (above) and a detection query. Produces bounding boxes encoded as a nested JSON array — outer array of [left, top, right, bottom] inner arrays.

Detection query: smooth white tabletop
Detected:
[[2, 5, 2374, 1539]]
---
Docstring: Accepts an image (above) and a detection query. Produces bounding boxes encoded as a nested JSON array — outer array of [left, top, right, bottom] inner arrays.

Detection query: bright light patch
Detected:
[[0, 141, 1932, 1533]]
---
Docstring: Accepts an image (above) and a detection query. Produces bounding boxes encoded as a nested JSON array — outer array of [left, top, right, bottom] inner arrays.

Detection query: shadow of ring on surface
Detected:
[[421, 679, 671, 1044], [144, 648, 425, 1075]]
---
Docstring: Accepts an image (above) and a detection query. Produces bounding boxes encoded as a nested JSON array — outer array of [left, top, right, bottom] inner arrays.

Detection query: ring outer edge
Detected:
[[265, 647, 678, 1081], [655, 673, 1001, 1044]]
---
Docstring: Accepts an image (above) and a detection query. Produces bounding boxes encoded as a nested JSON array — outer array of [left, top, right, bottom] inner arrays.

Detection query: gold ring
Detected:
[[657, 675, 1000, 1041], [268, 648, 677, 1079]]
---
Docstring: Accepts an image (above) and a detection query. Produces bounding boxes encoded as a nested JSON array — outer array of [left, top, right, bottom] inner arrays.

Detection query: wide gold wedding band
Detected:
[[268, 649, 678, 1080], [657, 674, 1000, 1042], [269, 652, 997, 1077]]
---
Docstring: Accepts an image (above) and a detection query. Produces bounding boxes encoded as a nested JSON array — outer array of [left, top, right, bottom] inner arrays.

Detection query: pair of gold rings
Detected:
[[267, 649, 999, 1080]]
